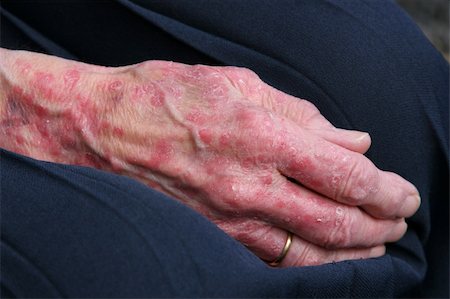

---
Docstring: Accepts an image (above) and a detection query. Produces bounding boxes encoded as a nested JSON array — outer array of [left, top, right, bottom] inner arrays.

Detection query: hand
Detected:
[[0, 49, 420, 266]]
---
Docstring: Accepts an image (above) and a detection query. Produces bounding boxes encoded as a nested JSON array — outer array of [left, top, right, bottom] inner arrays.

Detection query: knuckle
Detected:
[[220, 66, 260, 83], [235, 107, 276, 143], [236, 107, 259, 127], [337, 157, 380, 205], [216, 219, 268, 246], [295, 243, 311, 266], [205, 178, 240, 212], [388, 172, 415, 214], [220, 222, 288, 262], [209, 178, 261, 214], [294, 100, 323, 126], [220, 66, 262, 97], [237, 67, 260, 81], [299, 100, 321, 117], [322, 206, 353, 248]]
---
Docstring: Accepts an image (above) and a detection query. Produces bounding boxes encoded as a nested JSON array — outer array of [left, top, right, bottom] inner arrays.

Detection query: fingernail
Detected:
[[411, 194, 421, 206], [406, 194, 421, 215], [355, 132, 370, 142]]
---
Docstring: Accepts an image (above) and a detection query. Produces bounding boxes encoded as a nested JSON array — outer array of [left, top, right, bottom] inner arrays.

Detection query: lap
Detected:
[[1, 149, 400, 298], [1, 149, 261, 297]]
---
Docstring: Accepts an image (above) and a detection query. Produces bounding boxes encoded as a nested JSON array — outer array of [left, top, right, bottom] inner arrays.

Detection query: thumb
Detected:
[[307, 128, 371, 154], [220, 66, 372, 154], [262, 84, 372, 154]]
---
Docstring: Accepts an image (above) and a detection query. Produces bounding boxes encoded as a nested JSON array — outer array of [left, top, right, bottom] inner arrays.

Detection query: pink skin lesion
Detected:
[[63, 69, 80, 90], [131, 82, 165, 107], [112, 127, 124, 137], [307, 178, 325, 189], [6, 94, 100, 165], [13, 58, 32, 75], [201, 82, 228, 101], [2, 60, 125, 170], [33, 104, 50, 118], [274, 200, 286, 209], [150, 89, 165, 107], [162, 82, 183, 100], [11, 86, 33, 106], [182, 65, 213, 81], [202, 155, 228, 176], [27, 124, 62, 158], [219, 133, 232, 147], [32, 71, 55, 99], [235, 108, 258, 125], [60, 132, 78, 150], [258, 174, 273, 186], [198, 128, 214, 145], [186, 110, 208, 125], [108, 80, 123, 92], [132, 83, 155, 100], [144, 140, 173, 169], [13, 135, 25, 145], [288, 156, 315, 173], [107, 80, 124, 103], [3, 95, 30, 127], [92, 80, 124, 105], [99, 121, 111, 132], [10, 62, 59, 111], [79, 152, 106, 168], [97, 121, 124, 138], [8, 86, 51, 122]]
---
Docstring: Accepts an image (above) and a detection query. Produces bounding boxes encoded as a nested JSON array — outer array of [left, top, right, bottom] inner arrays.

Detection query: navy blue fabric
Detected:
[[1, 0, 448, 297], [1, 149, 401, 298]]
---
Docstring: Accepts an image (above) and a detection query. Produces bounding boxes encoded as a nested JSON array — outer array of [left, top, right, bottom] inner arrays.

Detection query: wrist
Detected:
[[82, 63, 194, 182], [0, 49, 106, 165]]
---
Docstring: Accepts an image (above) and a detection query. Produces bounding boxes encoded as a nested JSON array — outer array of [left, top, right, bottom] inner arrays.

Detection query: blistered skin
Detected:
[[0, 49, 420, 266]]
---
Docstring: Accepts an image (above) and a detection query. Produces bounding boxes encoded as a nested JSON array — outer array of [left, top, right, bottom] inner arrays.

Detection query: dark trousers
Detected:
[[1, 1, 448, 297]]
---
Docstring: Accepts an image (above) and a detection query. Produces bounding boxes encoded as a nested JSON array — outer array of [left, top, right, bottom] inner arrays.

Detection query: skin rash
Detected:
[[0, 49, 420, 267]]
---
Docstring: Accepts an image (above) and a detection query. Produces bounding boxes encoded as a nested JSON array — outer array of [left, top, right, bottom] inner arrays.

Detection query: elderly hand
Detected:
[[0, 49, 420, 266]]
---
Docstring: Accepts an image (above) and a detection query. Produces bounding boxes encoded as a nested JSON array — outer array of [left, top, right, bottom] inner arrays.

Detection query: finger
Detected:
[[216, 218, 386, 267], [279, 235, 386, 267], [360, 171, 422, 218], [277, 128, 420, 219], [215, 218, 286, 262], [247, 176, 407, 249]]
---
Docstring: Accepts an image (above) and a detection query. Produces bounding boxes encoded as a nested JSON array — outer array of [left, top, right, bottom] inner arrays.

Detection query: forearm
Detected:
[[0, 49, 138, 171], [0, 48, 191, 188], [1, 49, 93, 162]]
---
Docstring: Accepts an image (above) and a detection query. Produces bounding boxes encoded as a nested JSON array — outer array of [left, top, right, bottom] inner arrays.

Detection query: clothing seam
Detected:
[[0, 7, 77, 60]]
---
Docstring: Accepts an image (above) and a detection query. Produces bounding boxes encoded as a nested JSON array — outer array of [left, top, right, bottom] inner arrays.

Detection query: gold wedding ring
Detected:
[[269, 231, 293, 266]]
